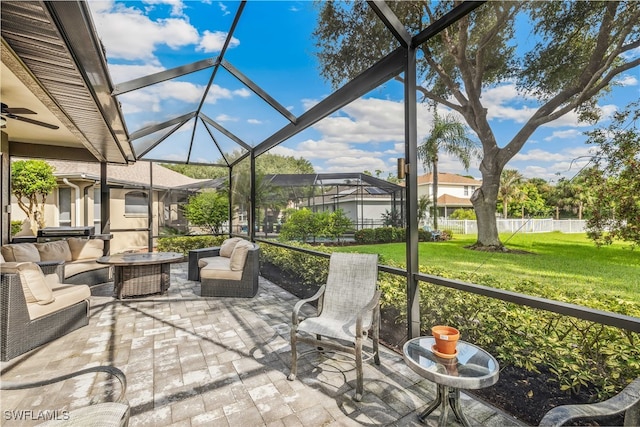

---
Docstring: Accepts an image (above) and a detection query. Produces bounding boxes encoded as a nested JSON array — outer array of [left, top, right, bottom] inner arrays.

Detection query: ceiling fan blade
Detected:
[[9, 114, 59, 130], [3, 107, 37, 115]]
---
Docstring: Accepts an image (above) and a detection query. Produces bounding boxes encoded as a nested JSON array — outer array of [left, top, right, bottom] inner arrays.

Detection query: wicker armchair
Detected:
[[189, 241, 260, 298], [1, 365, 130, 426], [539, 378, 640, 426], [287, 252, 380, 401], [0, 262, 90, 361]]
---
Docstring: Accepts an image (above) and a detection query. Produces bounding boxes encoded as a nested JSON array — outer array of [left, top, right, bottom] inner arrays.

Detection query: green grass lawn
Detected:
[[335, 232, 640, 304]]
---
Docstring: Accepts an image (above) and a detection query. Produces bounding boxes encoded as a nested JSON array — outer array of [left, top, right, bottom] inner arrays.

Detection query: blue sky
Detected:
[[89, 1, 640, 182]]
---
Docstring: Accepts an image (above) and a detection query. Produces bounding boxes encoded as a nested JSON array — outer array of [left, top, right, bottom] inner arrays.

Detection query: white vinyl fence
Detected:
[[436, 219, 587, 235]]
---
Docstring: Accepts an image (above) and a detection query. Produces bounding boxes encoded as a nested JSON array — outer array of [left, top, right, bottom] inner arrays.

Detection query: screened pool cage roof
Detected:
[[103, 1, 482, 169], [176, 173, 404, 194]]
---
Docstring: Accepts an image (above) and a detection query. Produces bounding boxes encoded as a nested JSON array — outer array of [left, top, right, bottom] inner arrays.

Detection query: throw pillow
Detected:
[[1, 243, 41, 262], [229, 240, 252, 271], [67, 238, 104, 260], [35, 240, 73, 262], [16, 262, 55, 305], [220, 237, 242, 258]]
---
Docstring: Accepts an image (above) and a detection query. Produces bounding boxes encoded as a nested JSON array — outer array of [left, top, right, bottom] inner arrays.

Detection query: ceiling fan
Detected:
[[1, 102, 59, 130]]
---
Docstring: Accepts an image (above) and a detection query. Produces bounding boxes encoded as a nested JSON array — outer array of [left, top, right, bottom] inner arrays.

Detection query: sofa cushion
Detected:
[[1, 243, 41, 262], [27, 283, 90, 320], [16, 262, 55, 305], [230, 241, 252, 271], [67, 238, 104, 260], [35, 240, 73, 262], [220, 237, 243, 258], [64, 260, 106, 279]]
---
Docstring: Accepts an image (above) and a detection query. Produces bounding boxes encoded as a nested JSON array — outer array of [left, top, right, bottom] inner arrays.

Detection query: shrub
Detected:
[[157, 235, 226, 255], [260, 244, 640, 400], [375, 227, 396, 243], [354, 229, 376, 244], [450, 209, 476, 220], [10, 220, 22, 237]]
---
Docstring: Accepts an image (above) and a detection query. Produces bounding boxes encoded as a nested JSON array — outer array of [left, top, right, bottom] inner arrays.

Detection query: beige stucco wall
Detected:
[[9, 181, 163, 254]]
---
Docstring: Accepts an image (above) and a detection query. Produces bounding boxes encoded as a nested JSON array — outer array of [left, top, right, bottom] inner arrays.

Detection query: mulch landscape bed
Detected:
[[260, 261, 622, 426]]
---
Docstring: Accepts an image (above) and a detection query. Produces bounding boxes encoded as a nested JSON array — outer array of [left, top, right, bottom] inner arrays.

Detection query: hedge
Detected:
[[259, 242, 640, 399]]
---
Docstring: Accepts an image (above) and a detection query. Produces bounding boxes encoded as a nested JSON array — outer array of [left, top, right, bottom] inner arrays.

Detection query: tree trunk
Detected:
[[578, 202, 583, 220], [470, 168, 503, 249]]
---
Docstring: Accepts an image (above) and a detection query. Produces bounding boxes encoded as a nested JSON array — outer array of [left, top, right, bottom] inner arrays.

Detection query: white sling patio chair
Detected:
[[287, 252, 380, 401]]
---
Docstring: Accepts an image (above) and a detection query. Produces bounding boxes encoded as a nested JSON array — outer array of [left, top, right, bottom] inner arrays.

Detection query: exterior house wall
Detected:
[[9, 182, 165, 254], [312, 197, 396, 229], [418, 182, 478, 199]]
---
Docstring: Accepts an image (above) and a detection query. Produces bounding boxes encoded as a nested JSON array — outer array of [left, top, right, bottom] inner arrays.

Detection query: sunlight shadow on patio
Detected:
[[0, 263, 522, 426]]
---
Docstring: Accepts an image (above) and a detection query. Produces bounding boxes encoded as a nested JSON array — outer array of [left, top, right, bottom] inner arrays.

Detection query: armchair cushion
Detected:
[[16, 262, 55, 305], [1, 243, 40, 262], [220, 237, 242, 257], [35, 240, 73, 262], [230, 240, 252, 271], [67, 237, 104, 260]]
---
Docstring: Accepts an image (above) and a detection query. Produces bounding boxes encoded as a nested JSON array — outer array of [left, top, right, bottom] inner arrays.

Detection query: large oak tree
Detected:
[[314, 1, 640, 250]]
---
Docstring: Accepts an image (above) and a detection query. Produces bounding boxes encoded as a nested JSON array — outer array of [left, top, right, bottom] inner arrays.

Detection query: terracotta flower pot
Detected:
[[431, 325, 460, 354]]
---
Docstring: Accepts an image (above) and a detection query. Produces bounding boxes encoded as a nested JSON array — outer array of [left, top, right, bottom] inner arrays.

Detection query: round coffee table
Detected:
[[97, 252, 184, 299], [403, 336, 499, 426]]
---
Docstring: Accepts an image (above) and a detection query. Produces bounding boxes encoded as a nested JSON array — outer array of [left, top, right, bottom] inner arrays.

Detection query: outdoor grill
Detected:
[[37, 226, 95, 240]]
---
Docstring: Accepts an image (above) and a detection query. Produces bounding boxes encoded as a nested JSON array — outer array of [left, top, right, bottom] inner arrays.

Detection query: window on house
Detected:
[[464, 186, 469, 196], [59, 187, 71, 226], [125, 191, 148, 216]]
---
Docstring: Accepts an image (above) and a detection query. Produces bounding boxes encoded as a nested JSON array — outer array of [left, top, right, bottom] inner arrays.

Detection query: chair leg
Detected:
[[288, 331, 297, 381], [373, 309, 380, 365], [354, 335, 363, 401]]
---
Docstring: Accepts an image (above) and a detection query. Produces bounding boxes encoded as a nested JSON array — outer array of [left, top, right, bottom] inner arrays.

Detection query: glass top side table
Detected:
[[403, 337, 499, 426]]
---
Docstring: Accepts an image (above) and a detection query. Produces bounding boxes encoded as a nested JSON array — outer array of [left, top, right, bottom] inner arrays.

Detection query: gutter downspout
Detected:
[[63, 178, 82, 227]]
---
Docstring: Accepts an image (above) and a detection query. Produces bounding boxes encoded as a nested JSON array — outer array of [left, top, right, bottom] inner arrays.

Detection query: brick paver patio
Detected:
[[0, 263, 523, 426]]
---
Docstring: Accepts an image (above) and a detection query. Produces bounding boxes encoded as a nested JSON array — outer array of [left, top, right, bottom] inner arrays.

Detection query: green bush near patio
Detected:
[[259, 240, 640, 400], [157, 235, 226, 255]]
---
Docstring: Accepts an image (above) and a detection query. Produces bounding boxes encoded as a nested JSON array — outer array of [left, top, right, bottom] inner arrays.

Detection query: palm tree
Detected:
[[499, 169, 524, 218], [418, 111, 479, 230]]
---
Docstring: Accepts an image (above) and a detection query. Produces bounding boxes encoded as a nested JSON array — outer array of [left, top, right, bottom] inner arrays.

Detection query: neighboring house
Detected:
[[307, 186, 404, 230], [10, 160, 208, 253], [417, 172, 482, 218]]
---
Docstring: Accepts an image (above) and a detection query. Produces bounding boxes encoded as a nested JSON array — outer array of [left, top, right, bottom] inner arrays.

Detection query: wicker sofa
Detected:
[[1, 238, 110, 286], [188, 238, 260, 298], [0, 261, 91, 361]]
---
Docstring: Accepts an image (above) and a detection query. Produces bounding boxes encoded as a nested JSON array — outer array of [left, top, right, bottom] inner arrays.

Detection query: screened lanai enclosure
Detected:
[[2, 3, 639, 422]]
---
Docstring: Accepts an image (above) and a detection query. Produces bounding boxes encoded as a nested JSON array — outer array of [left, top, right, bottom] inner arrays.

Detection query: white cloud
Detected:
[[513, 149, 568, 162], [117, 80, 250, 116], [248, 119, 263, 124], [90, 3, 199, 62], [205, 84, 250, 103], [308, 97, 435, 145], [108, 64, 166, 85], [218, 2, 230, 16], [197, 30, 239, 53], [143, 0, 186, 17], [543, 129, 581, 141], [616, 74, 638, 86], [215, 114, 237, 122]]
